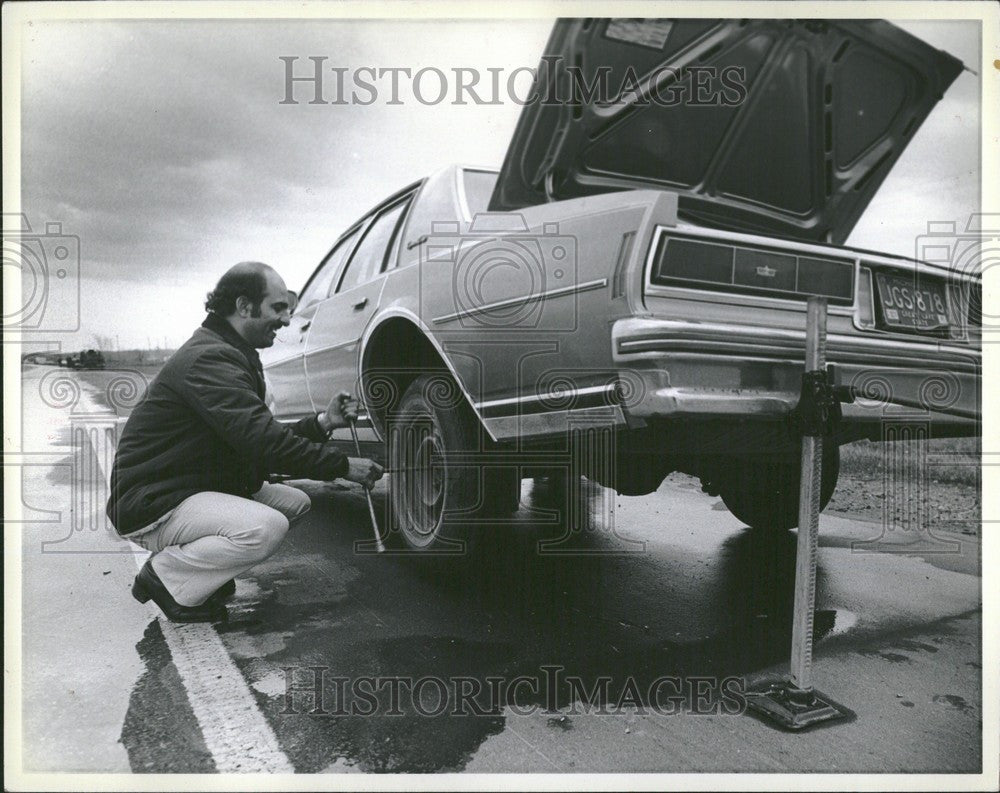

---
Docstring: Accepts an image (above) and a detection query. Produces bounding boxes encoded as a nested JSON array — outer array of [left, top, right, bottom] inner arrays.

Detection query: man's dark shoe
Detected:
[[206, 579, 236, 605], [131, 560, 227, 623]]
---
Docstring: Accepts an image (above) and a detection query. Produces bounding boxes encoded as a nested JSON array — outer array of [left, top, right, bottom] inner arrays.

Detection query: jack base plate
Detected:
[[745, 681, 854, 731]]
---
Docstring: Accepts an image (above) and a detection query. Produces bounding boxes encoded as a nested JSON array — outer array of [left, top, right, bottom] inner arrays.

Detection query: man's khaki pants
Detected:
[[128, 483, 311, 607]]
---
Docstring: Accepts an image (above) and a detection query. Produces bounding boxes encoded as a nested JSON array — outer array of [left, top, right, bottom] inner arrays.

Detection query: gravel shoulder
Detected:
[[829, 437, 981, 537], [827, 474, 980, 537]]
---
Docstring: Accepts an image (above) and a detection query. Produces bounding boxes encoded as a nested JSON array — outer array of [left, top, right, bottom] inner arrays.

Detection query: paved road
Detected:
[[13, 367, 984, 775]]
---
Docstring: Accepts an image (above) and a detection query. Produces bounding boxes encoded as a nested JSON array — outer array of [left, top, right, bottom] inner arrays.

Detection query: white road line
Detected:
[[505, 721, 561, 771], [86, 407, 294, 774], [158, 622, 294, 773]]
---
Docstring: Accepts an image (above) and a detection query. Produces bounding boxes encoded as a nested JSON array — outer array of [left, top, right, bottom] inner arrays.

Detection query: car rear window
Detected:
[[463, 169, 498, 215]]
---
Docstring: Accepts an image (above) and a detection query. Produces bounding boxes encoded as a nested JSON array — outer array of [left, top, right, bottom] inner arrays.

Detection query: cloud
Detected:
[[21, 19, 549, 308], [16, 17, 980, 347]]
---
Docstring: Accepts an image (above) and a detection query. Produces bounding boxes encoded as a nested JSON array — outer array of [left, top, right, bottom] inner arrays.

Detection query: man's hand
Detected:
[[343, 457, 384, 490], [319, 391, 359, 432]]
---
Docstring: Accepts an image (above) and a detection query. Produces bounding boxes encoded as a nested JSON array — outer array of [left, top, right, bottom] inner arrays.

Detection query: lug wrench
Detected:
[[348, 415, 385, 553]]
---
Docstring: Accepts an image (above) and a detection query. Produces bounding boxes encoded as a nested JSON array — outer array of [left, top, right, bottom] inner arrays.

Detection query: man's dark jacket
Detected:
[[107, 313, 349, 536]]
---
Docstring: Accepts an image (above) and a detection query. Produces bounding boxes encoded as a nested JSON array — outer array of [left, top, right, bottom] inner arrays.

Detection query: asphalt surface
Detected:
[[14, 367, 984, 775]]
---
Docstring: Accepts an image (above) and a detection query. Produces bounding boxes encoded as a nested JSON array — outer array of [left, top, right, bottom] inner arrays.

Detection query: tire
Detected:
[[606, 454, 671, 496], [386, 373, 511, 552], [484, 465, 522, 515], [718, 443, 840, 531], [570, 430, 670, 496]]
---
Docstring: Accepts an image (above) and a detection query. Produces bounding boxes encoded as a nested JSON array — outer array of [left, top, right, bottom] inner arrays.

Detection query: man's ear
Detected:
[[235, 295, 252, 317]]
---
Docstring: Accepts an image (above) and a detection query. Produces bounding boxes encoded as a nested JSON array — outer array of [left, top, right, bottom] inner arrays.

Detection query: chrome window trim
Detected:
[[456, 167, 473, 224], [384, 183, 423, 271], [297, 223, 366, 312], [336, 191, 417, 293], [300, 178, 422, 306]]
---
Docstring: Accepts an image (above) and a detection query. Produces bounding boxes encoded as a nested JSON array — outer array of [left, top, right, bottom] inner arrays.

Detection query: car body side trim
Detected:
[[300, 337, 358, 357], [431, 278, 609, 325], [483, 404, 627, 441], [476, 383, 616, 411]]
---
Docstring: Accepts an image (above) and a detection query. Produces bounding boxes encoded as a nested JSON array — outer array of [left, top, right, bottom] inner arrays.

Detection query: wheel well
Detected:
[[361, 318, 469, 437]]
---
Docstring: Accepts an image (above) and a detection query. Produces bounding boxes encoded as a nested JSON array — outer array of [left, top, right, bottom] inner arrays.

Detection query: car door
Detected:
[[263, 227, 362, 419], [304, 191, 416, 443]]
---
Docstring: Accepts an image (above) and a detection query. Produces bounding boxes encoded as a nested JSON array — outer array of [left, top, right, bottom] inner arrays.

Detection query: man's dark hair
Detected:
[[204, 262, 273, 317]]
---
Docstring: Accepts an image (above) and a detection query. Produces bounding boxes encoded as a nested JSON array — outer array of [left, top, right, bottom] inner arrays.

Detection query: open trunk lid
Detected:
[[489, 18, 964, 245]]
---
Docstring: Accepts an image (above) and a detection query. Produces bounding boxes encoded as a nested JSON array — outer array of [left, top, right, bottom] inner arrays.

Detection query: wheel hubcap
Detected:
[[393, 410, 447, 547]]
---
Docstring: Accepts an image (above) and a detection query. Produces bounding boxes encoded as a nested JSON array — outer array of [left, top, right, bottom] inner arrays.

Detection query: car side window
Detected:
[[297, 227, 361, 311], [337, 197, 411, 293]]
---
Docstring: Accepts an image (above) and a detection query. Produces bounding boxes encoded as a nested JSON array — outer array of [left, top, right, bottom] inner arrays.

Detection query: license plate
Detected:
[[875, 273, 949, 331]]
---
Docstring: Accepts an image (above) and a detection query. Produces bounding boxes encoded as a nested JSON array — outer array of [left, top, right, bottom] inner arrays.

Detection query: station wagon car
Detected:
[[262, 18, 980, 550]]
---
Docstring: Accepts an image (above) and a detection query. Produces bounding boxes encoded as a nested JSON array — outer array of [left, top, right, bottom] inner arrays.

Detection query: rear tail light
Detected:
[[651, 235, 854, 304]]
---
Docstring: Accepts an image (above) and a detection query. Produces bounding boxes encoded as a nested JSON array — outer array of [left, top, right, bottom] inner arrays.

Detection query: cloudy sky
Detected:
[[17, 16, 980, 350]]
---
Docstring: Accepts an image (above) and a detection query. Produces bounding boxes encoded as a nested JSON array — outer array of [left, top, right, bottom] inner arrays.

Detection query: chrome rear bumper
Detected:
[[612, 317, 981, 428]]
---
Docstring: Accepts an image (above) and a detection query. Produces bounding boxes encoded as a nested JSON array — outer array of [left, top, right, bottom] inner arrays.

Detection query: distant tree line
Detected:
[[22, 347, 175, 369]]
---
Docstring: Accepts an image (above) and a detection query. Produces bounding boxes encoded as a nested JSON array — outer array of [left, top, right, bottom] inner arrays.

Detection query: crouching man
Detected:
[[106, 261, 383, 623]]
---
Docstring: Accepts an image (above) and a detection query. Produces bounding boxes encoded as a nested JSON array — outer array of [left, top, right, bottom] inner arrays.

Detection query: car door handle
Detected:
[[406, 235, 428, 250], [299, 321, 311, 333], [353, 298, 368, 310]]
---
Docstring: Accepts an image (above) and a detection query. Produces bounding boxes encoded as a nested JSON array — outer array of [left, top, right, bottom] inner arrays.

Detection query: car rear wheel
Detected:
[[718, 444, 840, 531], [387, 373, 515, 552]]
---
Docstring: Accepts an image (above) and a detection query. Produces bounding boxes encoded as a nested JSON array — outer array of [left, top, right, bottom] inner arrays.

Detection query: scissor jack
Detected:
[[745, 296, 854, 730]]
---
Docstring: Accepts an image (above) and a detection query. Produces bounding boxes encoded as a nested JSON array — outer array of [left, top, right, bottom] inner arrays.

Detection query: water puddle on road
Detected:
[[120, 621, 216, 773], [826, 608, 858, 636], [118, 482, 863, 773]]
